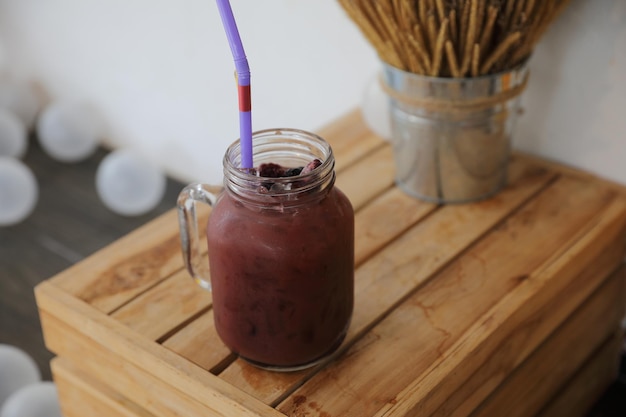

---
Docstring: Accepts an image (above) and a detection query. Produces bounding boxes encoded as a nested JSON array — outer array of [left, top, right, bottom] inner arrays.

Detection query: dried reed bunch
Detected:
[[338, 0, 572, 77]]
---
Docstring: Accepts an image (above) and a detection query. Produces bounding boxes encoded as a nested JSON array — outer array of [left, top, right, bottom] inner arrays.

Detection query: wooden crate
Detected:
[[35, 110, 626, 417]]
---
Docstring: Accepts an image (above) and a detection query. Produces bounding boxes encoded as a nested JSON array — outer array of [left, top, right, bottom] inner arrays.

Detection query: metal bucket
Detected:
[[381, 62, 529, 204]]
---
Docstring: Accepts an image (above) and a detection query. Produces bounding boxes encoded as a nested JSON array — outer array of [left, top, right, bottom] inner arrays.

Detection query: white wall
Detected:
[[517, 0, 626, 185], [0, 0, 624, 187]]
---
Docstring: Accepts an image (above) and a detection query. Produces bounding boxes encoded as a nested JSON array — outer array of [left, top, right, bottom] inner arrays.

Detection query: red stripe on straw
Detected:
[[238, 85, 251, 112]]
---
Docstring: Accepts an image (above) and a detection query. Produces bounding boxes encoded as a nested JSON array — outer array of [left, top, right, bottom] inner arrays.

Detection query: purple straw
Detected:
[[216, 0, 253, 169]]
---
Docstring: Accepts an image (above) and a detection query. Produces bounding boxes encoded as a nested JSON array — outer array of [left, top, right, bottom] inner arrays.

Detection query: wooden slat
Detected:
[[316, 109, 387, 173], [52, 358, 155, 417], [111, 269, 212, 341], [276, 181, 624, 416], [354, 187, 436, 265], [45, 311, 259, 417], [162, 309, 232, 372], [517, 152, 626, 198], [49, 209, 185, 313], [468, 266, 625, 417], [336, 145, 395, 210], [537, 331, 623, 417], [217, 159, 557, 403], [35, 283, 286, 417]]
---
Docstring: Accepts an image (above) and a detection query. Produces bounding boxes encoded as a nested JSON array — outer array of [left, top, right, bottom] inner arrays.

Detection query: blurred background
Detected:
[[0, 0, 623, 186]]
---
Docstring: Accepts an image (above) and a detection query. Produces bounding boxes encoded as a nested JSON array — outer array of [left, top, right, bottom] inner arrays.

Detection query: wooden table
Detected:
[[35, 111, 626, 417]]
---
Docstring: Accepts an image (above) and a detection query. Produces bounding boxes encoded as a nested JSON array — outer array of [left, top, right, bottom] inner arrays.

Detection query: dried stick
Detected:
[[479, 5, 499, 52], [471, 43, 480, 77], [384, 40, 406, 70], [475, 0, 486, 39], [360, 0, 389, 40], [459, 0, 471, 60], [409, 29, 433, 73], [418, 0, 428, 31], [449, 9, 458, 44], [376, 2, 409, 69], [510, 0, 570, 65], [339, 0, 571, 77], [445, 40, 461, 77], [460, 0, 478, 76], [400, 35, 423, 73], [431, 17, 450, 76], [511, 0, 527, 28], [427, 13, 439, 57], [426, 0, 437, 20], [524, 0, 537, 19], [376, 1, 399, 35], [534, 0, 570, 42], [408, 51, 426, 74], [338, 1, 387, 59], [347, 0, 406, 69], [509, 0, 546, 62], [400, 0, 418, 30], [390, 0, 404, 29], [435, 0, 447, 26], [412, 22, 430, 56], [385, 0, 402, 31], [503, 0, 516, 29], [481, 31, 521, 74]]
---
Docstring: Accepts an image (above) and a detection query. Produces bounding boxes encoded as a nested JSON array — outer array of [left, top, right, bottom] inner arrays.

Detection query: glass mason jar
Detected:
[[177, 128, 354, 371]]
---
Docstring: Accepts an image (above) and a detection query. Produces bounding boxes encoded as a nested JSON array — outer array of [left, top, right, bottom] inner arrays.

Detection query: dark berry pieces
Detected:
[[301, 159, 322, 175], [258, 163, 285, 178], [284, 167, 303, 177], [253, 159, 322, 193]]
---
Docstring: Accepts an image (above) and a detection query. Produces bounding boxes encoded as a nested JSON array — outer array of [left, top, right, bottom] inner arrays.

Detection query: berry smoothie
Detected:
[[206, 162, 354, 369]]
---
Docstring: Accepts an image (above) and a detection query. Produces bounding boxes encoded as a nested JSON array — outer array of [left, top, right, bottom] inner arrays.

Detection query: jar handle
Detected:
[[177, 183, 223, 291]]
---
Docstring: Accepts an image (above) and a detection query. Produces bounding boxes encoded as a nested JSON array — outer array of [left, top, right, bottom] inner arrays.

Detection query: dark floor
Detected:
[[0, 137, 185, 380], [586, 355, 626, 417], [1, 137, 625, 415]]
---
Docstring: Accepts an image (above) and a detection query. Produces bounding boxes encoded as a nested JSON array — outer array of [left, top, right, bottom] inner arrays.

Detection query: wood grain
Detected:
[[430, 249, 626, 417], [374, 198, 626, 417], [468, 267, 625, 417], [53, 358, 155, 417], [111, 269, 212, 341], [517, 151, 626, 198], [315, 109, 387, 173], [354, 185, 436, 265], [161, 309, 232, 373], [335, 144, 396, 210], [36, 283, 285, 417], [277, 180, 622, 417], [49, 209, 185, 313]]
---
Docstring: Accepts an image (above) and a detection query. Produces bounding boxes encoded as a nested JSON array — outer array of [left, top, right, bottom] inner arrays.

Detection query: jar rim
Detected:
[[222, 128, 336, 202]]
